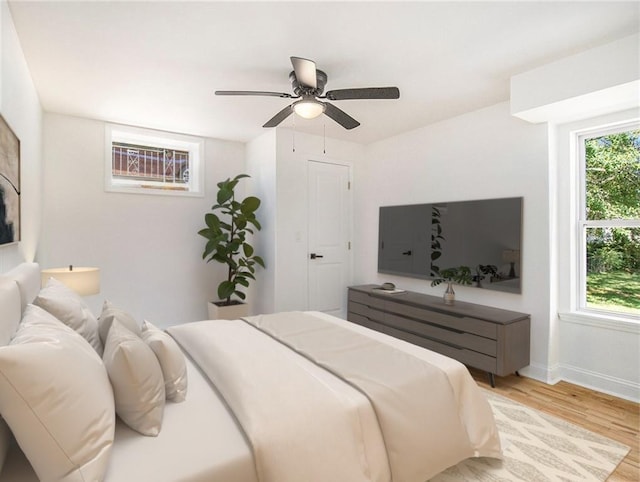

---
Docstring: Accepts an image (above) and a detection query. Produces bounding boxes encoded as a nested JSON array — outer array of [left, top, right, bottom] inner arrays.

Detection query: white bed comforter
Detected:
[[169, 311, 501, 482]]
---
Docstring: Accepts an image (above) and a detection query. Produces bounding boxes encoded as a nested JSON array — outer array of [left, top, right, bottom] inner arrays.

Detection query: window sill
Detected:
[[106, 184, 203, 198], [559, 310, 640, 334]]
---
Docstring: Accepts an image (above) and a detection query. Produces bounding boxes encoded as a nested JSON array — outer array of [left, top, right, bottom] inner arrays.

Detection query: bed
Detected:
[[0, 263, 501, 482]]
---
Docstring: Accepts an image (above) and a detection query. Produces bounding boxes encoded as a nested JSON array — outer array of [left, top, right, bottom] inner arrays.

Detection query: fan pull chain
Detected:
[[323, 123, 326, 154], [292, 116, 296, 152]]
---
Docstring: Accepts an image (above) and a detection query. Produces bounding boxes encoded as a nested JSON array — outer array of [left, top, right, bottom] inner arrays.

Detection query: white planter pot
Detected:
[[207, 301, 250, 320]]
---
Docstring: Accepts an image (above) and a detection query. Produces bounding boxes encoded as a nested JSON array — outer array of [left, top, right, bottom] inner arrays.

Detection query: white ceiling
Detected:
[[7, 1, 640, 145]]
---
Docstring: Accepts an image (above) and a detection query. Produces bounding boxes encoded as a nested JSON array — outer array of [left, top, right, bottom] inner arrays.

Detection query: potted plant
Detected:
[[431, 266, 472, 305], [198, 174, 265, 319], [474, 264, 498, 287]]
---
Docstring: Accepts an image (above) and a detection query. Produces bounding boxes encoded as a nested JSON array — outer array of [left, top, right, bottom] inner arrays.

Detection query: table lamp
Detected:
[[502, 250, 520, 278], [41, 265, 100, 296]]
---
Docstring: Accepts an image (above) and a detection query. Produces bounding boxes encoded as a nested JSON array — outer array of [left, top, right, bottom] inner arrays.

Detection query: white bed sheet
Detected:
[[169, 318, 392, 482], [311, 310, 501, 453], [0, 354, 258, 482]]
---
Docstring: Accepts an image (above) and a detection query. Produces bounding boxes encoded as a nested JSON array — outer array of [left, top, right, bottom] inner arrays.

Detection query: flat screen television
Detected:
[[378, 197, 522, 293]]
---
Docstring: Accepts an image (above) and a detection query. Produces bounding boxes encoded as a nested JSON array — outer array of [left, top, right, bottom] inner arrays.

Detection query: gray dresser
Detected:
[[347, 285, 530, 386]]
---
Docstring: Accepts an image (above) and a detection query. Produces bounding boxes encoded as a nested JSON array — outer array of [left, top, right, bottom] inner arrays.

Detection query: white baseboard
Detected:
[[508, 363, 638, 403], [560, 365, 640, 403], [559, 363, 639, 403], [518, 362, 562, 385]]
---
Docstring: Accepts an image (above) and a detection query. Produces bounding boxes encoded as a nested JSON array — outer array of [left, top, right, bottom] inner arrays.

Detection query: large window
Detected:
[[105, 124, 204, 196], [578, 123, 639, 317]]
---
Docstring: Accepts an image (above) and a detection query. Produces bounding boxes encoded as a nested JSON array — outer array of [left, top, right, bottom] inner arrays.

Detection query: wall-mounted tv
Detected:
[[378, 197, 523, 293]]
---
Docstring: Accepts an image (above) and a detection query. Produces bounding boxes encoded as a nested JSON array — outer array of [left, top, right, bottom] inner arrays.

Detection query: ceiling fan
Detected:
[[215, 56, 400, 130]]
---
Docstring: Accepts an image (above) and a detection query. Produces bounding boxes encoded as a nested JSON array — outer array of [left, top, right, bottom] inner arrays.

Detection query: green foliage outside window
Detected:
[[585, 131, 640, 221], [584, 130, 639, 314]]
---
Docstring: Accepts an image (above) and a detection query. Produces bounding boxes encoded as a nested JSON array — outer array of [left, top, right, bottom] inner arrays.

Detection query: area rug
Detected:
[[431, 390, 631, 481]]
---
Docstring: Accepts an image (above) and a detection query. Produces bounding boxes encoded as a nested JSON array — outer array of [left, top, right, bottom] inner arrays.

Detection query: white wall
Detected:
[[0, 0, 42, 272], [354, 101, 552, 380], [40, 113, 245, 327], [246, 130, 277, 315], [511, 33, 639, 124]]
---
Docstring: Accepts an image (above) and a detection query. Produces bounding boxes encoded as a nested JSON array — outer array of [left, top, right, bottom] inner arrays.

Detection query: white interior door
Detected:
[[308, 160, 351, 318]]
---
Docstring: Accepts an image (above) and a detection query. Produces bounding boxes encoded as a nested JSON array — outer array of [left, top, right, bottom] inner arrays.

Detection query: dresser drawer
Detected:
[[347, 301, 385, 323], [385, 313, 497, 357], [348, 312, 383, 331], [384, 299, 497, 339], [348, 289, 386, 310], [352, 316, 497, 373]]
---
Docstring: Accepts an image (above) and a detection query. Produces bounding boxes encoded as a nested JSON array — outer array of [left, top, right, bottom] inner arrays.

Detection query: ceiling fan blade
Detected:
[[263, 105, 294, 128], [325, 87, 400, 101], [323, 102, 360, 130], [215, 90, 294, 98], [290, 56, 317, 89]]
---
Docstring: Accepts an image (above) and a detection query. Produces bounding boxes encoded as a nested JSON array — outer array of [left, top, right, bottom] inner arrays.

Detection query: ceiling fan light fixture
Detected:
[[292, 98, 325, 119]]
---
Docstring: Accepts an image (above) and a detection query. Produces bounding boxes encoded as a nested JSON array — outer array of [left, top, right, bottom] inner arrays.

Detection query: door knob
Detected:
[[310, 253, 324, 259]]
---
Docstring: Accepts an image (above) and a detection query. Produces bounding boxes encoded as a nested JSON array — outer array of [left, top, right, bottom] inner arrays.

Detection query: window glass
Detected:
[[585, 131, 640, 220], [585, 226, 639, 315], [580, 126, 639, 317], [105, 125, 204, 197]]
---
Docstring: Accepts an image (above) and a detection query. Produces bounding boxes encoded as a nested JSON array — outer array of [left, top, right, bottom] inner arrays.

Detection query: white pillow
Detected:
[[0, 304, 115, 481], [98, 299, 141, 345], [103, 320, 165, 436], [141, 320, 188, 402], [34, 277, 103, 355]]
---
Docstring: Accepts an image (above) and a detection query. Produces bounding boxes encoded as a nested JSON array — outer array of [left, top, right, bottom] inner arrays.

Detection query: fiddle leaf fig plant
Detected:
[[198, 174, 265, 306]]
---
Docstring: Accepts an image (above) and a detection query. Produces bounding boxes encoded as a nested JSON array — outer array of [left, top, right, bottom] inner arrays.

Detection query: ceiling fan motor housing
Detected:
[[289, 69, 327, 97]]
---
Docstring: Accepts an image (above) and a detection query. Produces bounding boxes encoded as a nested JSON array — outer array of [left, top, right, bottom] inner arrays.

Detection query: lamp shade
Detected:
[[292, 99, 325, 119], [502, 250, 520, 263], [41, 266, 100, 296]]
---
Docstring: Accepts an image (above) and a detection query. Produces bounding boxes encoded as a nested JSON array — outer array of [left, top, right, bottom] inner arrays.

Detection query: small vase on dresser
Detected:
[[443, 282, 455, 305]]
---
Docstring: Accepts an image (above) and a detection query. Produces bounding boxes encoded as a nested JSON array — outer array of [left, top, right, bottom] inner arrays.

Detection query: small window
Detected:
[[105, 124, 204, 196], [578, 123, 640, 317]]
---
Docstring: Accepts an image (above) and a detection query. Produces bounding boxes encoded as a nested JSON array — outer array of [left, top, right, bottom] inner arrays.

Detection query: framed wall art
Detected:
[[0, 114, 20, 245]]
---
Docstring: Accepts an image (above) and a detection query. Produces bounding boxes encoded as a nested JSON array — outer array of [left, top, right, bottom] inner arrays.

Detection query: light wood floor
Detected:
[[469, 369, 640, 481]]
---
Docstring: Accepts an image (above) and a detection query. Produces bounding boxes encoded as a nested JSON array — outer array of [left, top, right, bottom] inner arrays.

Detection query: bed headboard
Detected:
[[0, 262, 40, 471], [0, 263, 40, 347]]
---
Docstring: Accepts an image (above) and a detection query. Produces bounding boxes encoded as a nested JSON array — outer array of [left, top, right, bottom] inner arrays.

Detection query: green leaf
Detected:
[[218, 281, 235, 300], [217, 187, 233, 205], [243, 243, 254, 257], [241, 196, 260, 214], [205, 213, 221, 230], [253, 256, 265, 268], [249, 218, 262, 231], [236, 278, 249, 287]]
